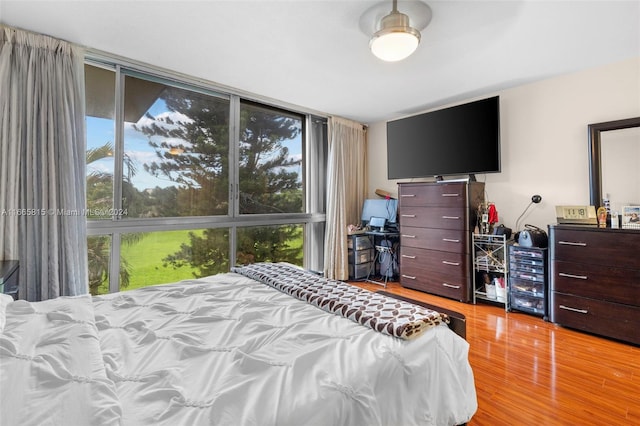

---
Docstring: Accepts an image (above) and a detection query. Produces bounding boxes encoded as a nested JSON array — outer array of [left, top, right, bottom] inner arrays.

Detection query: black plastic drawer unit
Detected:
[[508, 246, 547, 318]]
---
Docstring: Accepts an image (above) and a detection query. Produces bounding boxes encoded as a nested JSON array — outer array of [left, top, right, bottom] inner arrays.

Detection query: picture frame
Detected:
[[622, 205, 640, 229]]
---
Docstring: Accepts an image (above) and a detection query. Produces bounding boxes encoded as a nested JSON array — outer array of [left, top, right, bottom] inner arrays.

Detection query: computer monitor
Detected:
[[361, 198, 398, 227], [369, 216, 387, 232]]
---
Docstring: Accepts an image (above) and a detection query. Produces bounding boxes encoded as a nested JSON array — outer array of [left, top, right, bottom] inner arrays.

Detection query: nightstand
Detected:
[[1, 260, 19, 300]]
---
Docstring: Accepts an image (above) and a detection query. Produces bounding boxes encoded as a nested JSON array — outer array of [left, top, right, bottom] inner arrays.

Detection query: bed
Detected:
[[0, 262, 477, 426]]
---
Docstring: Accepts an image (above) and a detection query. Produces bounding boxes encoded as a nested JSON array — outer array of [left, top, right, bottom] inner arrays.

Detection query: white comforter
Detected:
[[0, 272, 477, 426]]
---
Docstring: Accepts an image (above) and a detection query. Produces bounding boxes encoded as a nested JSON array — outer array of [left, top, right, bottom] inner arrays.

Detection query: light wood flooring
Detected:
[[351, 281, 640, 425]]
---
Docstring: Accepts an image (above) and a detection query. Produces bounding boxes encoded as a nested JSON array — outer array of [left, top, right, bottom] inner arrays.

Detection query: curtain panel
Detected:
[[324, 116, 367, 280], [0, 26, 88, 300]]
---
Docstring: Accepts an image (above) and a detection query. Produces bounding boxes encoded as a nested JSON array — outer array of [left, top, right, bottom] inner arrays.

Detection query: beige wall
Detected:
[[366, 57, 640, 232]]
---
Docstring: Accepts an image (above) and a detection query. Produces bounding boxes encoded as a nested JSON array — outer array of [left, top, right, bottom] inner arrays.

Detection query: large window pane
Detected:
[[85, 64, 115, 220], [123, 75, 230, 218], [239, 102, 304, 214], [236, 225, 303, 266], [120, 229, 229, 291], [87, 235, 112, 295]]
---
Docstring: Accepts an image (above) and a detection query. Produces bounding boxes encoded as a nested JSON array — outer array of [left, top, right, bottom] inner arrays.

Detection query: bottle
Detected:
[[611, 211, 619, 229]]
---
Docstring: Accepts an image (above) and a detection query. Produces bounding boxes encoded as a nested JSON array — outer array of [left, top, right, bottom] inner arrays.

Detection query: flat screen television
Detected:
[[386, 96, 500, 180]]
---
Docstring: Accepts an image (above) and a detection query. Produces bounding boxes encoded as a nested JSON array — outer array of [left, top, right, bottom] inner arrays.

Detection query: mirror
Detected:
[[589, 117, 640, 212]]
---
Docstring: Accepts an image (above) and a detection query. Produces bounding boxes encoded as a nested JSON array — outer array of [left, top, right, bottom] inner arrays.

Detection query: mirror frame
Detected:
[[588, 116, 640, 207]]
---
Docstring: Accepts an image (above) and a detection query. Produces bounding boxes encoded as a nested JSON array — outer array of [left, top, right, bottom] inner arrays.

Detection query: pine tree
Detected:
[[134, 89, 304, 277]]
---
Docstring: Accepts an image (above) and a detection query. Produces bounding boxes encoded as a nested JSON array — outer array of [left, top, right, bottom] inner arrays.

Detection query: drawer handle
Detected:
[[442, 283, 460, 289], [402, 234, 416, 239], [442, 238, 460, 243], [558, 241, 587, 247], [402, 254, 416, 259], [559, 272, 588, 280], [441, 193, 460, 197], [402, 274, 416, 280], [559, 305, 588, 314], [401, 214, 416, 218], [442, 216, 460, 220], [442, 260, 460, 266], [401, 194, 416, 198]]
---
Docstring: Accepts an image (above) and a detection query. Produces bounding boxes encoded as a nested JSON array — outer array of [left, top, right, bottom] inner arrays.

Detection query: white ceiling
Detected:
[[1, 0, 639, 124]]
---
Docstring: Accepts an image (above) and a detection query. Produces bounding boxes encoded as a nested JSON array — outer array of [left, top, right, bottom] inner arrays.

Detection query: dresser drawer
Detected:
[[511, 293, 546, 316], [400, 226, 468, 253], [551, 228, 639, 269], [398, 183, 467, 207], [399, 206, 468, 230], [399, 246, 468, 279], [551, 292, 640, 345], [551, 260, 640, 305], [400, 263, 470, 301], [510, 269, 545, 283], [510, 277, 544, 296], [509, 246, 546, 260]]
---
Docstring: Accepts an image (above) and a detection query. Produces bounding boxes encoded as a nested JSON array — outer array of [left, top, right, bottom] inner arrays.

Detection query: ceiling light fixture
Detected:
[[370, 0, 421, 62]]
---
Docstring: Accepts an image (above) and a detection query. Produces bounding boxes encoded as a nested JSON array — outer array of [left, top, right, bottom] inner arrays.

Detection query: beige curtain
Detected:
[[324, 116, 367, 280], [0, 26, 88, 300]]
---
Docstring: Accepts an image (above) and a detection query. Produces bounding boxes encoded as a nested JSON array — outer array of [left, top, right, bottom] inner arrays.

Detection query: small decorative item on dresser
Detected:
[[611, 211, 620, 229], [622, 206, 640, 229], [597, 207, 607, 228]]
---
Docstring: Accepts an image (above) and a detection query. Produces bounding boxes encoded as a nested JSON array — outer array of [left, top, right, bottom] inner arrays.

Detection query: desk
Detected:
[[365, 231, 399, 287]]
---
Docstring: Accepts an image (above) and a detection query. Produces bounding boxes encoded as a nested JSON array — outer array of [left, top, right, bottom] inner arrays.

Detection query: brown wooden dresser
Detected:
[[549, 224, 640, 345], [397, 181, 484, 302]]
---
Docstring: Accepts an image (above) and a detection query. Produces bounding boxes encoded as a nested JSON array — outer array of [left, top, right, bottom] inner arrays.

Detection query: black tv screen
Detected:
[[387, 96, 500, 179]]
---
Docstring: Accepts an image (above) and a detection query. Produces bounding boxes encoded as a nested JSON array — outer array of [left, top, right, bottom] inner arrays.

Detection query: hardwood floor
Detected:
[[351, 281, 640, 425]]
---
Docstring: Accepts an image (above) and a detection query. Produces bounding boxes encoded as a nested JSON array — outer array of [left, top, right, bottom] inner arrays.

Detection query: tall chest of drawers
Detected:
[[549, 225, 640, 345], [397, 181, 484, 302]]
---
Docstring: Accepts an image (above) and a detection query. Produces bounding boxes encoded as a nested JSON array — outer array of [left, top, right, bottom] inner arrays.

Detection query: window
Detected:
[[239, 101, 304, 215], [120, 229, 228, 290], [122, 75, 230, 218], [85, 62, 326, 295], [85, 65, 115, 220], [87, 235, 112, 295], [236, 225, 303, 265]]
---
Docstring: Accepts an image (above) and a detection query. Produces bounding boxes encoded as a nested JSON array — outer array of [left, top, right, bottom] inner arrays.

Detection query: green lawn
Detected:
[[120, 229, 204, 291], [114, 226, 303, 292]]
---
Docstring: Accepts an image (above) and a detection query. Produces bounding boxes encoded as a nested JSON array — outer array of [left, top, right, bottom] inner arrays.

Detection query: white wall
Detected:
[[367, 57, 640, 233]]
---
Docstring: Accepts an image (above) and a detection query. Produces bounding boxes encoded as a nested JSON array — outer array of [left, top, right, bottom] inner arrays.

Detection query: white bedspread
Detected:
[[0, 272, 477, 426]]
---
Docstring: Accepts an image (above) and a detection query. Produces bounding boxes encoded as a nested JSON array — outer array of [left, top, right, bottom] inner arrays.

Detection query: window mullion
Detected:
[[109, 233, 121, 293], [106, 65, 126, 293], [229, 95, 241, 266], [112, 65, 125, 220]]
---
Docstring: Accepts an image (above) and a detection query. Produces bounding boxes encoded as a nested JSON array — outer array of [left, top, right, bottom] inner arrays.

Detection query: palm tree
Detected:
[[86, 142, 140, 295]]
